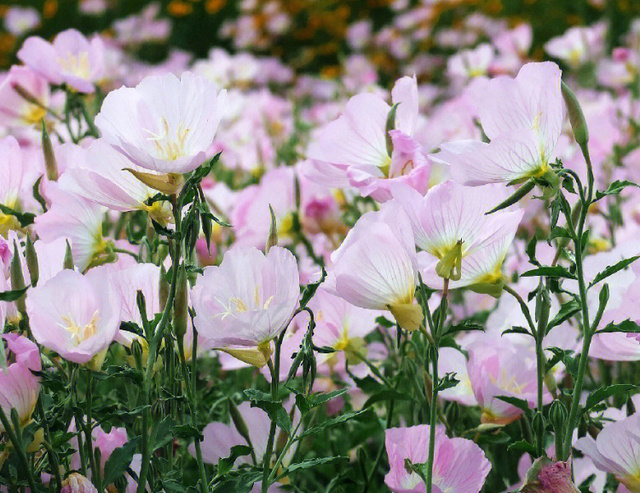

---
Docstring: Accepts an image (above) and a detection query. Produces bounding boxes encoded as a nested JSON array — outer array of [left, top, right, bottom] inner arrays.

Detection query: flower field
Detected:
[[2, 1, 640, 492]]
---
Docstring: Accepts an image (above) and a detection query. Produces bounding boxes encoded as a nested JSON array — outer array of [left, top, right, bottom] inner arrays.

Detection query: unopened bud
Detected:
[[25, 236, 39, 287], [549, 400, 568, 436], [10, 241, 26, 314], [487, 180, 536, 214], [41, 120, 58, 181], [385, 102, 400, 156], [436, 240, 463, 281], [63, 240, 74, 270], [265, 204, 278, 253], [519, 457, 579, 493], [159, 265, 169, 310], [561, 81, 589, 149], [172, 264, 189, 340]]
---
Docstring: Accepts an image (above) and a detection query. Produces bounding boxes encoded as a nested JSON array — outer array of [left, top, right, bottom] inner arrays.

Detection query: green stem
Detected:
[[561, 151, 595, 461], [425, 279, 448, 493], [0, 406, 40, 492], [363, 399, 396, 493], [137, 197, 182, 493], [37, 398, 62, 491]]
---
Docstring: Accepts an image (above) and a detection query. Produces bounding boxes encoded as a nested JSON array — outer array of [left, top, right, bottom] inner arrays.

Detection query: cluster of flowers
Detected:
[[2, 3, 640, 493]]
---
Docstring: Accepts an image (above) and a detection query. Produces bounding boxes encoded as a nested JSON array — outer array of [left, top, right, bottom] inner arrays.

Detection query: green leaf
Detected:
[[495, 395, 532, 416], [589, 256, 639, 288], [150, 416, 175, 453], [502, 325, 532, 337], [171, 424, 203, 441], [521, 266, 576, 280], [595, 180, 640, 201], [584, 384, 637, 412], [0, 204, 35, 227], [0, 286, 28, 302], [296, 409, 370, 440], [362, 390, 413, 409], [598, 319, 640, 334], [102, 437, 140, 486], [547, 299, 580, 334], [244, 389, 291, 433], [216, 445, 252, 477], [276, 456, 348, 481]]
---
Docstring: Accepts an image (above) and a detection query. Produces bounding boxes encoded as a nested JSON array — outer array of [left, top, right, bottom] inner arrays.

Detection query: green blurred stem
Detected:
[[0, 406, 39, 492]]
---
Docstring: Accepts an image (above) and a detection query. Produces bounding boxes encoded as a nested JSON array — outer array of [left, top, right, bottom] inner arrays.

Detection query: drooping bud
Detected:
[[519, 457, 579, 493], [436, 240, 463, 281], [265, 204, 278, 253], [549, 400, 568, 438], [24, 236, 39, 287], [125, 169, 184, 195], [388, 302, 423, 332], [41, 119, 58, 181], [10, 241, 26, 314], [61, 473, 98, 493], [63, 240, 74, 270], [172, 264, 189, 340]]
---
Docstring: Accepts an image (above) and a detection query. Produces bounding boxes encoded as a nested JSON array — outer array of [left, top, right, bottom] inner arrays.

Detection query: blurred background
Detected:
[[0, 0, 638, 80]]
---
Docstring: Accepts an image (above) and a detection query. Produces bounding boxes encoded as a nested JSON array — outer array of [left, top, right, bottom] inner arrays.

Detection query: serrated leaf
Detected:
[[595, 180, 640, 201], [495, 395, 532, 415], [598, 319, 640, 334], [547, 299, 580, 333], [589, 256, 639, 288], [296, 409, 369, 440], [102, 437, 140, 486], [584, 384, 636, 412], [276, 456, 348, 480]]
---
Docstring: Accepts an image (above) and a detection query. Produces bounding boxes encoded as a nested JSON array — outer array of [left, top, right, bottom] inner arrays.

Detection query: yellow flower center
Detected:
[[60, 311, 100, 344], [145, 118, 191, 161], [57, 52, 91, 79]]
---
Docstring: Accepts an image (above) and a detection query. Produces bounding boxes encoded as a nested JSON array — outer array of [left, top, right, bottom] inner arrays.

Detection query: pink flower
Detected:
[[575, 413, 640, 491], [437, 347, 477, 407], [309, 288, 379, 370], [26, 269, 120, 365], [18, 29, 105, 93], [306, 76, 431, 202], [4, 7, 40, 36], [385, 425, 491, 493], [0, 66, 50, 128], [392, 181, 523, 292], [190, 246, 299, 367], [433, 62, 564, 186], [545, 24, 606, 69], [327, 204, 422, 330], [0, 136, 27, 236], [93, 426, 128, 471], [230, 167, 296, 248], [59, 139, 172, 223], [33, 188, 107, 272], [467, 336, 549, 424], [95, 72, 227, 174], [0, 333, 41, 431]]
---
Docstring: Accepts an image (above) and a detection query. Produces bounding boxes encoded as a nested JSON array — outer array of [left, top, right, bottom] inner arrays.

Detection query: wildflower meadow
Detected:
[[2, 0, 640, 492]]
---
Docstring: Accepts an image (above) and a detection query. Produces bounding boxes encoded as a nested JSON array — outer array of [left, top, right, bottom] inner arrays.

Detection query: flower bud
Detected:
[[520, 457, 579, 493], [561, 81, 589, 149], [61, 473, 98, 493], [159, 265, 169, 311], [265, 204, 278, 253], [10, 241, 26, 314], [41, 119, 58, 181], [63, 239, 74, 270], [549, 400, 568, 437], [173, 264, 189, 340], [436, 240, 463, 281], [229, 399, 253, 448], [221, 341, 273, 368], [25, 236, 39, 287]]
